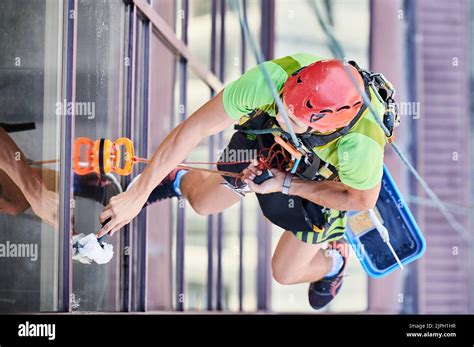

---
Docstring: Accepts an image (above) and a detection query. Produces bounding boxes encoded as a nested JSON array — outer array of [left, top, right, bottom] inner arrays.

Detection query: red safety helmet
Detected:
[[282, 59, 364, 133]]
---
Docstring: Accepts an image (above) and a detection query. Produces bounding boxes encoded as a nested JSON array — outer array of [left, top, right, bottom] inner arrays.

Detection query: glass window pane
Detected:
[[72, 0, 126, 312], [0, 0, 63, 313], [145, 30, 178, 311], [182, 69, 212, 310]]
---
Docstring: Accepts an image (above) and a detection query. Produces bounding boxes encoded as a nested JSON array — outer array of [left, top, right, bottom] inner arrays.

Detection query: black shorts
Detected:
[[217, 129, 341, 245]]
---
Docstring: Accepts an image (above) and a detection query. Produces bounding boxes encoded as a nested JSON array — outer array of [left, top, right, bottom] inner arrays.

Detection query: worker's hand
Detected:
[[96, 189, 147, 238], [245, 168, 286, 194], [241, 159, 263, 182]]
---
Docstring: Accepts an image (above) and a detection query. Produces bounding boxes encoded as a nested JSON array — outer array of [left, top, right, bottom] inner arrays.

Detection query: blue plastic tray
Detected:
[[345, 165, 426, 278]]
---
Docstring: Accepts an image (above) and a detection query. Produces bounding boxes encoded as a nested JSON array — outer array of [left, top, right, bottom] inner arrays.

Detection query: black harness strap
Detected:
[[0, 122, 36, 133], [299, 156, 320, 179]]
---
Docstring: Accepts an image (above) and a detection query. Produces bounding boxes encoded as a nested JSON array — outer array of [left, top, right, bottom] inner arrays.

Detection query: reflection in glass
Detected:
[[0, 0, 63, 312]]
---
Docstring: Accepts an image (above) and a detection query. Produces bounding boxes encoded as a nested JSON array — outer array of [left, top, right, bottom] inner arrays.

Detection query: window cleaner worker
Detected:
[[97, 52, 388, 309]]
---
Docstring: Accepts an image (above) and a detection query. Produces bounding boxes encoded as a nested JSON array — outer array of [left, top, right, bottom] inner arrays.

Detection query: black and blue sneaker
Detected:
[[128, 168, 188, 206], [308, 239, 349, 310]]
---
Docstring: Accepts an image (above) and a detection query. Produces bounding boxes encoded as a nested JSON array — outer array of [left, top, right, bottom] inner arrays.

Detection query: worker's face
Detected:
[[276, 102, 309, 134], [277, 101, 339, 134]]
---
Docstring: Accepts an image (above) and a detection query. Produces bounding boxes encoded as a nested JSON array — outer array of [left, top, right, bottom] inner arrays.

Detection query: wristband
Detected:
[[282, 174, 292, 195]]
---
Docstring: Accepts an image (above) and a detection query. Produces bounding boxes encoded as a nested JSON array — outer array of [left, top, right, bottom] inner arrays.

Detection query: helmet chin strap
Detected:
[[310, 127, 339, 135]]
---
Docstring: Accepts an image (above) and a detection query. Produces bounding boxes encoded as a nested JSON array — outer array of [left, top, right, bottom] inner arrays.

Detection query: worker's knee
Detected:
[[188, 197, 213, 216], [271, 258, 299, 285]]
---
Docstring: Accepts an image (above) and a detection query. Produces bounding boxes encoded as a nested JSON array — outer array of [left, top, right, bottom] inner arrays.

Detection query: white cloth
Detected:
[[72, 233, 114, 265]]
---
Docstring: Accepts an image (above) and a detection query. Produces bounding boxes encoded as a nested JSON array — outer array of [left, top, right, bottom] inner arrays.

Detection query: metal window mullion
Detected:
[[175, 0, 189, 312], [130, 9, 139, 313], [237, 0, 247, 313], [135, 17, 150, 312], [141, 0, 151, 316], [59, 0, 77, 313], [133, 0, 222, 93], [216, 0, 226, 312], [122, 2, 137, 312], [402, 0, 421, 314], [260, 0, 275, 60], [256, 0, 274, 312], [238, 202, 244, 312], [206, 0, 218, 312]]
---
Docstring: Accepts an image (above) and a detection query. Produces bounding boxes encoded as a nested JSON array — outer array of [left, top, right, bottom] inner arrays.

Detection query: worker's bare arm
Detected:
[[127, 90, 234, 199], [289, 178, 380, 211], [0, 128, 58, 228], [245, 165, 380, 211], [98, 90, 235, 236], [0, 127, 42, 199]]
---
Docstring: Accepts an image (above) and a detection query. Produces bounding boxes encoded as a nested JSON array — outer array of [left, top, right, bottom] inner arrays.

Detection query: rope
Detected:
[[29, 159, 60, 166], [230, 0, 301, 150], [29, 156, 246, 178], [308, 0, 468, 239], [407, 195, 473, 216]]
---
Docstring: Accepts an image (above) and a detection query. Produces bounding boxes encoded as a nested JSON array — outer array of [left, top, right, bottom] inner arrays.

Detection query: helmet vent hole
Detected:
[[336, 105, 350, 112], [353, 101, 362, 107], [305, 100, 313, 109], [297, 77, 303, 84], [319, 109, 333, 113]]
